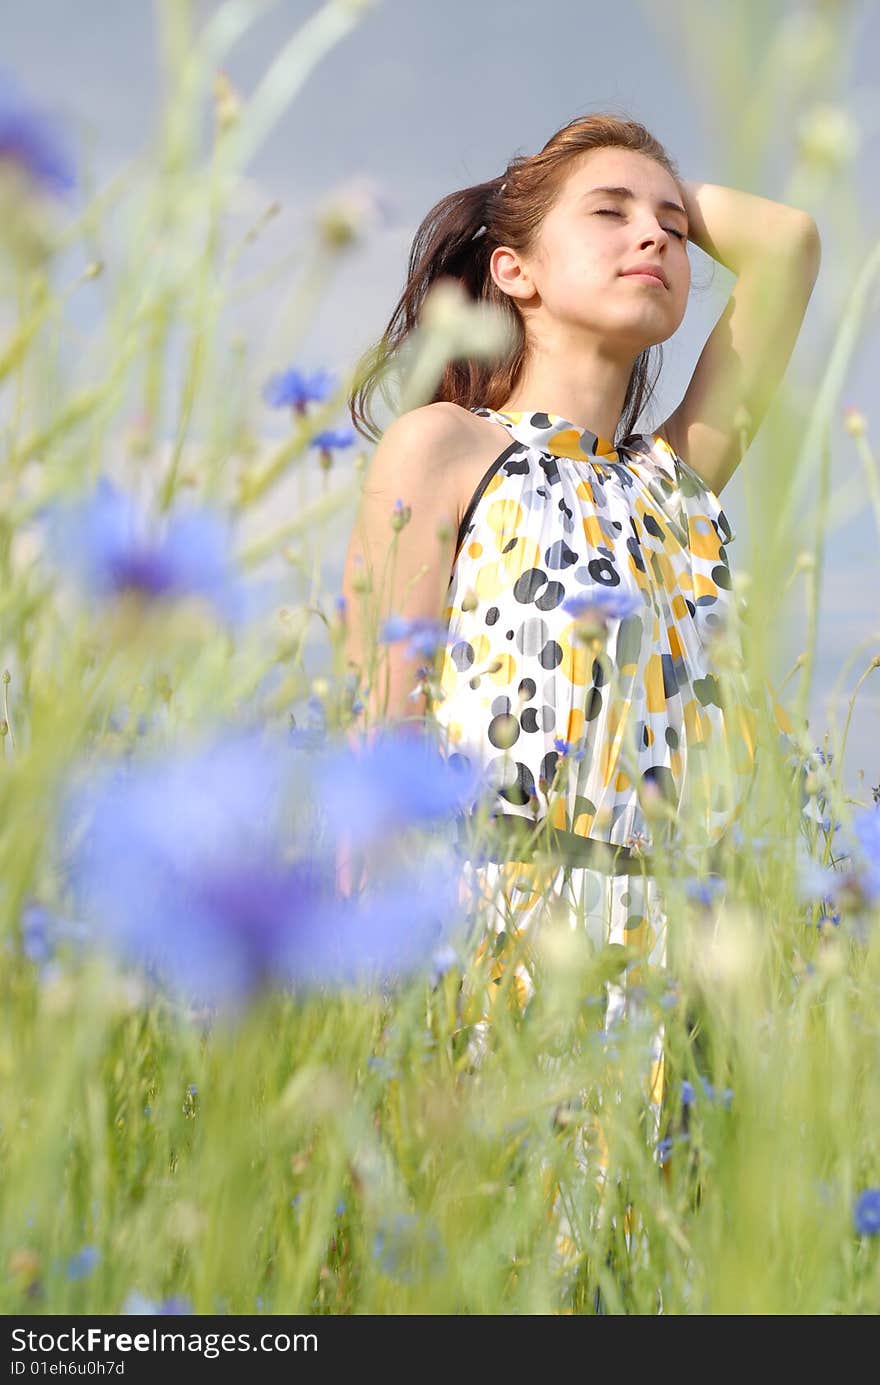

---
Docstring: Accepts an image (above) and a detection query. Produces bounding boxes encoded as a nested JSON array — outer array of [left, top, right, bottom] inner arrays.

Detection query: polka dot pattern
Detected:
[[433, 407, 761, 850]]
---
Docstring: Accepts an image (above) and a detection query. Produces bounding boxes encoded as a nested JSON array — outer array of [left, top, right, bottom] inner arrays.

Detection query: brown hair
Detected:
[[349, 113, 687, 447]]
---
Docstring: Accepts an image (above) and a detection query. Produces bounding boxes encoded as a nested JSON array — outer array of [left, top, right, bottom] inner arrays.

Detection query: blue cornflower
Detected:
[[336, 1201, 346, 1217], [313, 727, 483, 850], [562, 588, 642, 622], [372, 1213, 446, 1285], [289, 694, 327, 753], [818, 817, 843, 834], [660, 983, 680, 1011], [684, 874, 725, 908], [852, 808, 880, 902], [814, 902, 841, 931], [654, 1132, 689, 1166], [262, 366, 336, 411], [655, 1138, 674, 1167], [37, 478, 254, 627], [18, 898, 89, 968], [379, 615, 448, 660], [310, 427, 356, 452], [429, 944, 459, 985], [794, 848, 843, 906], [705, 1078, 734, 1108], [552, 736, 587, 763], [20, 901, 56, 964], [682, 1076, 733, 1109], [59, 727, 471, 1009], [0, 69, 76, 194], [66, 1245, 100, 1281], [552, 737, 588, 763], [853, 1188, 880, 1236], [121, 1291, 192, 1315], [108, 706, 155, 738]]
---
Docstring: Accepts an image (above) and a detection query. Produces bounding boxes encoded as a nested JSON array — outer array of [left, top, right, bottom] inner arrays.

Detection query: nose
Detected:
[[638, 224, 669, 249]]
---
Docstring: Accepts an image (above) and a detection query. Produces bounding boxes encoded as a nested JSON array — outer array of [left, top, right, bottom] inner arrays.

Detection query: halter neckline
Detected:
[[471, 406, 623, 460]]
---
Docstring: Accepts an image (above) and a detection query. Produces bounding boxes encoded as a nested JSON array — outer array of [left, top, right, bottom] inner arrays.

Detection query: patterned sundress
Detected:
[[429, 406, 793, 1284]]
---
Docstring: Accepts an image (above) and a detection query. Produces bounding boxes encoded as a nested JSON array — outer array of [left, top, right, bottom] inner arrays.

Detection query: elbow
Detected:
[[793, 215, 822, 279]]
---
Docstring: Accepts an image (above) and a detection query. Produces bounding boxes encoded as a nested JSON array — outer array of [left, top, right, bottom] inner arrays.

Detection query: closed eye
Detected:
[[594, 208, 686, 241]]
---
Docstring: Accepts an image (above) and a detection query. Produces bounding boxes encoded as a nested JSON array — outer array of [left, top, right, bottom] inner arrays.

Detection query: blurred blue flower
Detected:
[[429, 944, 459, 986], [38, 478, 253, 627], [0, 68, 76, 194], [852, 808, 880, 902], [681, 1076, 733, 1109], [379, 615, 448, 660], [853, 1188, 880, 1236], [66, 1245, 99, 1281], [816, 906, 841, 929], [289, 694, 327, 753], [18, 898, 90, 968], [684, 874, 725, 908], [562, 588, 642, 621], [660, 982, 680, 1011], [654, 1137, 674, 1167], [552, 737, 587, 762], [372, 1213, 446, 1284], [20, 900, 57, 964], [794, 849, 844, 905], [59, 727, 471, 1008], [108, 706, 155, 738], [310, 427, 356, 452], [654, 1133, 689, 1167], [121, 1290, 192, 1314], [262, 366, 336, 411], [313, 727, 484, 850]]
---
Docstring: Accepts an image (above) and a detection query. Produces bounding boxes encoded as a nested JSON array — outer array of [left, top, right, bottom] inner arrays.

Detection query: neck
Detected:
[[501, 339, 637, 443]]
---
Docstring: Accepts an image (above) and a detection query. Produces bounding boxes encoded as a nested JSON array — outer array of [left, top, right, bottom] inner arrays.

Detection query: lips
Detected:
[[621, 264, 668, 288]]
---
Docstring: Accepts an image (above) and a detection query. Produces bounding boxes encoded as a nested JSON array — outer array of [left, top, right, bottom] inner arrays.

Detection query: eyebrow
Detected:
[[582, 186, 689, 222]]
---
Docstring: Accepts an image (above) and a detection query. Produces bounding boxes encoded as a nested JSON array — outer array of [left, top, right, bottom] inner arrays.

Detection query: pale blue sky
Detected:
[[5, 0, 880, 805]]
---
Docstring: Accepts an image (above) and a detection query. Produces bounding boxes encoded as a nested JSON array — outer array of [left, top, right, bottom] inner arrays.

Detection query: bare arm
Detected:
[[660, 181, 821, 497], [337, 405, 462, 894], [341, 403, 462, 736]]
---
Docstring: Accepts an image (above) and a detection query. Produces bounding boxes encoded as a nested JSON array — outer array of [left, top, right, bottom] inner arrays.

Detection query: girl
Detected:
[[342, 113, 819, 1282]]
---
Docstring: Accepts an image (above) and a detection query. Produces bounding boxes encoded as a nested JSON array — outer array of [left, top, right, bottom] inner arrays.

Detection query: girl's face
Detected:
[[493, 147, 691, 352]]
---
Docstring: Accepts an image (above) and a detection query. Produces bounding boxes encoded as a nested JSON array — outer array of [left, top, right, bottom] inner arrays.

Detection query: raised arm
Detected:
[[658, 180, 821, 498]]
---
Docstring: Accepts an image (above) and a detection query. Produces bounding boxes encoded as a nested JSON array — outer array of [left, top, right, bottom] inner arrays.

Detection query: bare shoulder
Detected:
[[366, 402, 498, 527], [386, 402, 516, 525], [382, 402, 477, 466]]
